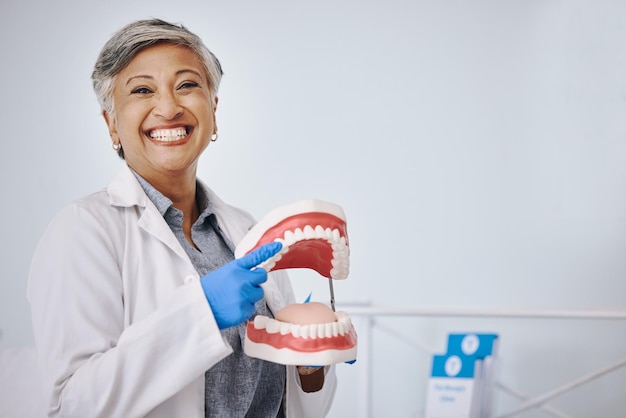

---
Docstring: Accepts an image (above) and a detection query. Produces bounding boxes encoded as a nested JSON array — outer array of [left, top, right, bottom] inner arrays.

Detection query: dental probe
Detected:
[[328, 279, 336, 312]]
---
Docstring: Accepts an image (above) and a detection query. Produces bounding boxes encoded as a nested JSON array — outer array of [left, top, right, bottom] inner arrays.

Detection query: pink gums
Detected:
[[246, 212, 348, 278]]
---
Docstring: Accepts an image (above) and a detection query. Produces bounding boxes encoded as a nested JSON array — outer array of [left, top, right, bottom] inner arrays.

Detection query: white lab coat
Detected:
[[27, 165, 337, 418]]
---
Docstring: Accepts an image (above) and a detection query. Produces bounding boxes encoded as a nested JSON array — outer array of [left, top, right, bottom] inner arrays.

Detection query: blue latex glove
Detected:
[[201, 241, 282, 329]]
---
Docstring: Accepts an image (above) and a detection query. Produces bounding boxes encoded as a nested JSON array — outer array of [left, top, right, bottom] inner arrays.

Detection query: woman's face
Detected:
[[104, 43, 217, 181]]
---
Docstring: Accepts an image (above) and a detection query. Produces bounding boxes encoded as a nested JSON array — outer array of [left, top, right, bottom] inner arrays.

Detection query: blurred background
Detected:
[[1, 0, 626, 416]]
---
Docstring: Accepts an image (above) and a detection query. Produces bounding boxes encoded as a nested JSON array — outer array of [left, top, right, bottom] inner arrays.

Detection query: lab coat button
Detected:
[[183, 275, 197, 284]]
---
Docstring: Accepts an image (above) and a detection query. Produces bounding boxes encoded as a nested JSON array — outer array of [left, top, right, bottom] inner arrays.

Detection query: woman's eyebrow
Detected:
[[176, 69, 203, 78], [125, 69, 203, 86], [125, 75, 153, 85]]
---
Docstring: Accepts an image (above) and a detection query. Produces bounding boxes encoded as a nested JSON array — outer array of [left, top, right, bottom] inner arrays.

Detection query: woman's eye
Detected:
[[131, 87, 152, 94], [179, 81, 199, 89]]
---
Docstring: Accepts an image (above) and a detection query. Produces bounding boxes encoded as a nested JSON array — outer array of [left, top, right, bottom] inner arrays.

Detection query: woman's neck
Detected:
[[131, 165, 200, 246]]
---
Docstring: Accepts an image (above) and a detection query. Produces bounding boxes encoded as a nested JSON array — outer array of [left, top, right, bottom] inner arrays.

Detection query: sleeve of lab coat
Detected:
[[27, 203, 232, 417]]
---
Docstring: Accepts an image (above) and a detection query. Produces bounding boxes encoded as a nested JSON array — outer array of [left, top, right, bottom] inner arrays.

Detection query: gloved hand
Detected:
[[201, 241, 282, 329]]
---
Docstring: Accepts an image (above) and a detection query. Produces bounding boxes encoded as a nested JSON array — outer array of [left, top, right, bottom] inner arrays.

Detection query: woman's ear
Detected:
[[212, 97, 219, 128], [102, 110, 119, 142]]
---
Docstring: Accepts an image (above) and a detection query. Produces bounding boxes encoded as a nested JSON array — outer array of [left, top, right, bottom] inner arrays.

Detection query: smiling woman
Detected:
[[27, 18, 337, 418]]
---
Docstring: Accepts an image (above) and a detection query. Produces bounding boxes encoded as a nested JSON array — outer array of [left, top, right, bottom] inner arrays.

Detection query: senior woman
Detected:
[[27, 18, 336, 418]]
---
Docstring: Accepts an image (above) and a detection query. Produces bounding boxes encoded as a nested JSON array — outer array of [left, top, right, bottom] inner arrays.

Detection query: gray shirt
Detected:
[[133, 171, 286, 417]]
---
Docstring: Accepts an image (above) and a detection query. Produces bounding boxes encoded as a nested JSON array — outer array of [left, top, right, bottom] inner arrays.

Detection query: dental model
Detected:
[[235, 199, 350, 279], [235, 199, 357, 366]]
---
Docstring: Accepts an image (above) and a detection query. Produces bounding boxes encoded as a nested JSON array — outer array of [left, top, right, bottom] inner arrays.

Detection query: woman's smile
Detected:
[[147, 126, 193, 144]]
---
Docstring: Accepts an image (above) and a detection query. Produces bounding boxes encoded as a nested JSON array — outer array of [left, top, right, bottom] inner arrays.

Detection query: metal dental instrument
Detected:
[[329, 278, 336, 312]]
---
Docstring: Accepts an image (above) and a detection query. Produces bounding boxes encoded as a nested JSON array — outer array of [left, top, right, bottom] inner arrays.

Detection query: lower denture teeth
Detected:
[[266, 319, 280, 334], [290, 324, 301, 338], [279, 322, 291, 335], [300, 325, 310, 339], [324, 323, 332, 337]]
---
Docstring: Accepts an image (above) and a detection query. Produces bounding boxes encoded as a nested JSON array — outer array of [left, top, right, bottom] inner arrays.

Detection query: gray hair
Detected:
[[91, 18, 223, 116]]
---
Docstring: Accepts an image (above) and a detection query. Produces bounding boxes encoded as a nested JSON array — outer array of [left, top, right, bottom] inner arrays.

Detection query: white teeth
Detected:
[[266, 319, 280, 334], [264, 224, 350, 279], [149, 127, 187, 142], [291, 324, 301, 338], [326, 323, 334, 337], [300, 325, 310, 339], [294, 228, 305, 241], [254, 313, 352, 339], [254, 315, 269, 329], [284, 230, 295, 243], [261, 261, 276, 272], [317, 324, 326, 338], [303, 225, 316, 239], [280, 322, 291, 335]]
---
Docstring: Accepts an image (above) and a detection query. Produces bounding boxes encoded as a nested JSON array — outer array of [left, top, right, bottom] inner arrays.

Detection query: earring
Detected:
[[112, 142, 121, 151], [211, 133, 218, 142]]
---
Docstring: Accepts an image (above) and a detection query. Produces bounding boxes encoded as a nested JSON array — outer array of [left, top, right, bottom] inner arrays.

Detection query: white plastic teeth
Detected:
[[259, 225, 349, 279], [253, 311, 352, 339], [149, 127, 187, 142]]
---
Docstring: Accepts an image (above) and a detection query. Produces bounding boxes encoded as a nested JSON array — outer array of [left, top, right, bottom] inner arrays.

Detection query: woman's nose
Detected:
[[153, 91, 183, 119]]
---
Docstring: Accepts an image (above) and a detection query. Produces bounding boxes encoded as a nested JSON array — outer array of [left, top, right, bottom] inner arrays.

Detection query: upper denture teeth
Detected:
[[303, 225, 316, 239], [261, 260, 276, 271], [294, 228, 305, 241], [274, 238, 289, 253], [283, 230, 296, 245]]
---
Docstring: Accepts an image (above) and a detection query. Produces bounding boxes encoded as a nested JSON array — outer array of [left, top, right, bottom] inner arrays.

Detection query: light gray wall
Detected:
[[1, 1, 625, 416]]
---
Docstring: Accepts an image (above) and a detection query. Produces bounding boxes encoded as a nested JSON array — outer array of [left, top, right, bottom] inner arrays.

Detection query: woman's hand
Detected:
[[201, 242, 282, 329]]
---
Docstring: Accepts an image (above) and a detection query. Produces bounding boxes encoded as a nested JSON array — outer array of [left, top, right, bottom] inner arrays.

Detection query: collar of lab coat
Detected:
[[106, 164, 254, 247]]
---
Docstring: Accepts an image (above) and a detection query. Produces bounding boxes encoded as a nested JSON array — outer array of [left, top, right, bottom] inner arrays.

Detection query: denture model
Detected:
[[235, 199, 357, 366]]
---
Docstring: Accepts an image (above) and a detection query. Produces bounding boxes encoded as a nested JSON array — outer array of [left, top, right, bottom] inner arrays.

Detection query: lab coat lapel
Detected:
[[107, 165, 191, 262], [137, 205, 190, 261]]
